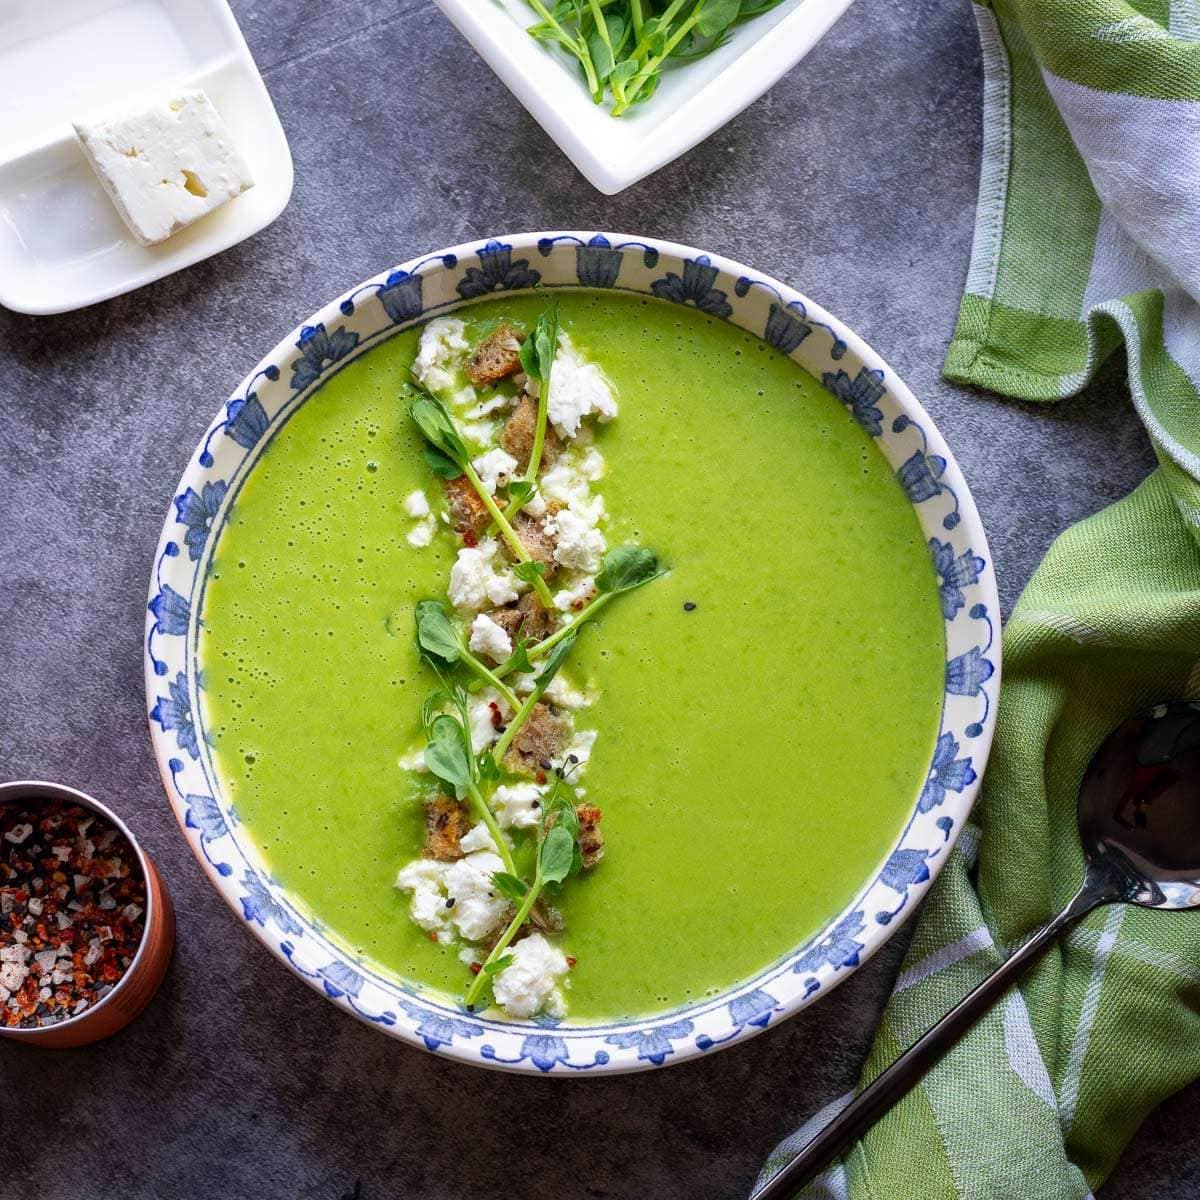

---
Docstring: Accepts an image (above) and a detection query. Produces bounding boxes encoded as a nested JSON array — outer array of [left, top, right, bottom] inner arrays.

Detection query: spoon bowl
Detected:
[[1079, 701, 1200, 909], [757, 699, 1200, 1199]]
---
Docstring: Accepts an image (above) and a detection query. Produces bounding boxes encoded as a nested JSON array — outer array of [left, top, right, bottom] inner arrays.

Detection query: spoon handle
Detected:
[[753, 885, 1106, 1200]]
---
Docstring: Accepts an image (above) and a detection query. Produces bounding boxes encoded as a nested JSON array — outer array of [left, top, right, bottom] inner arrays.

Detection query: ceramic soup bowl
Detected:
[[145, 232, 1000, 1074]]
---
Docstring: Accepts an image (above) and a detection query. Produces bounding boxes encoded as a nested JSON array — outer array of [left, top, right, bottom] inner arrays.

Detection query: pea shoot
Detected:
[[416, 600, 520, 710], [516, 304, 559, 488], [465, 776, 583, 1010], [407, 384, 558, 610], [490, 629, 580, 768], [493, 545, 664, 679], [522, 0, 786, 115]]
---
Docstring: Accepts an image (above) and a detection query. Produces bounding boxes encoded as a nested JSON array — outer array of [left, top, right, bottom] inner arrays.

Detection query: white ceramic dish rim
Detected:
[[0, 0, 293, 316], [144, 230, 1001, 1074]]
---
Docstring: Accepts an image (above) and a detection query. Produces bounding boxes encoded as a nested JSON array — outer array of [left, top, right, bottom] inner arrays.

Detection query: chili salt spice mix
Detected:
[[0, 781, 174, 1048]]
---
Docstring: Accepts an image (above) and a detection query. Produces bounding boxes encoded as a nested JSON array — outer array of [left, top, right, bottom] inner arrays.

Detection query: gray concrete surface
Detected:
[[0, 0, 1191, 1196]]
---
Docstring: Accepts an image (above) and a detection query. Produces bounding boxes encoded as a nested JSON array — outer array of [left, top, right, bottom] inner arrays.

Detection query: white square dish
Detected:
[[433, 0, 856, 194], [0, 0, 293, 316]]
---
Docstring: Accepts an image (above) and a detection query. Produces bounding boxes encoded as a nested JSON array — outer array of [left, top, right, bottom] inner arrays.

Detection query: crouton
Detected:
[[576, 804, 604, 869], [530, 900, 565, 934], [515, 592, 559, 642], [488, 592, 558, 645], [423, 796, 471, 861], [504, 702, 570, 775], [443, 475, 489, 539], [500, 393, 562, 473], [511, 511, 559, 578], [467, 323, 523, 386]]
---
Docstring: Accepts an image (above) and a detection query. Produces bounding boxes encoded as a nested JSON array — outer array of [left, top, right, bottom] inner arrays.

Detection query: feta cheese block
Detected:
[[73, 90, 254, 246]]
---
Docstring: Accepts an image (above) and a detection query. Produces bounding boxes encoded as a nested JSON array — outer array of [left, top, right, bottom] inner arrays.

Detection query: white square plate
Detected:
[[434, 0, 856, 194], [0, 0, 293, 315]]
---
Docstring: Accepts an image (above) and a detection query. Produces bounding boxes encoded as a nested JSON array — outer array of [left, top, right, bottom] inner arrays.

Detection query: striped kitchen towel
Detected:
[[755, 2, 1200, 1197]]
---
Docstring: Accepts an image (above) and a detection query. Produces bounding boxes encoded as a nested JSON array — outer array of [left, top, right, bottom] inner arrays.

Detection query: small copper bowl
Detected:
[[0, 781, 175, 1048]]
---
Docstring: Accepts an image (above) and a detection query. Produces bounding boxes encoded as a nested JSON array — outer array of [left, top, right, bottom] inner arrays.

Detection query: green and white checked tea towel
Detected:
[[755, 2, 1200, 1197]]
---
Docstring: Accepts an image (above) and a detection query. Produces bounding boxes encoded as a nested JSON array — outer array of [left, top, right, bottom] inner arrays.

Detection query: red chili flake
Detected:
[[488, 702, 505, 730], [427, 930, 439, 943], [468, 962, 482, 975], [566, 956, 578, 969], [461, 529, 479, 549], [0, 801, 146, 1029], [535, 770, 547, 785]]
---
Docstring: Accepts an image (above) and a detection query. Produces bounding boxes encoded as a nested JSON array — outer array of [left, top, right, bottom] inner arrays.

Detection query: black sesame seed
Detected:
[[532, 800, 541, 809], [567, 754, 579, 764], [539, 759, 553, 771], [444, 897, 456, 908], [683, 601, 697, 612]]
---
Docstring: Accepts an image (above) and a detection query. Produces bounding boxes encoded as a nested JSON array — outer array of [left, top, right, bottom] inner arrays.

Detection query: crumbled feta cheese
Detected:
[[578, 447, 606, 481], [468, 688, 507, 753], [407, 516, 437, 547], [395, 859, 453, 933], [414, 318, 469, 392], [492, 783, 544, 829], [461, 418, 500, 445], [470, 613, 513, 662], [514, 672, 591, 710], [472, 447, 519, 495], [544, 673, 592, 709], [404, 490, 430, 518], [467, 392, 515, 420], [492, 933, 569, 1018], [554, 575, 596, 611], [459, 824, 499, 855], [73, 89, 254, 246], [395, 850, 509, 942], [547, 333, 618, 439], [449, 538, 520, 611], [552, 507, 607, 573], [399, 745, 426, 772], [540, 457, 591, 507], [555, 728, 599, 777], [444, 852, 510, 941], [3, 823, 32, 845]]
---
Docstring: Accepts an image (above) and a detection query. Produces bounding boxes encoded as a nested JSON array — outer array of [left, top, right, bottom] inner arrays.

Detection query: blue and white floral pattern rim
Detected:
[[144, 231, 1001, 1075]]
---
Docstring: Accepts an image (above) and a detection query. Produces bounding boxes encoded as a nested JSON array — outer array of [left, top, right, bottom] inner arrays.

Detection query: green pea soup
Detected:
[[197, 291, 945, 1021]]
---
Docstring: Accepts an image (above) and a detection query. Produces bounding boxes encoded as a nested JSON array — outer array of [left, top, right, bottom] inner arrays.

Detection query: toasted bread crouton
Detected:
[[443, 475, 489, 539], [504, 702, 570, 775], [487, 603, 524, 643], [530, 900, 565, 934], [500, 393, 562, 473], [516, 592, 559, 642], [488, 592, 558, 646], [467, 323, 523, 387], [576, 804, 604, 869], [423, 796, 471, 861], [511, 511, 559, 578]]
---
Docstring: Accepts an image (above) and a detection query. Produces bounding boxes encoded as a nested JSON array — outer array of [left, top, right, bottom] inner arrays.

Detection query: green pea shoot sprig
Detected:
[[406, 307, 562, 609], [464, 774, 583, 1010], [523, 0, 786, 116]]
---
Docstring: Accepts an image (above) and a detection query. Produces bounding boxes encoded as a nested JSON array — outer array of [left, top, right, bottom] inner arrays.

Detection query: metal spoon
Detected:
[[755, 700, 1200, 1199]]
